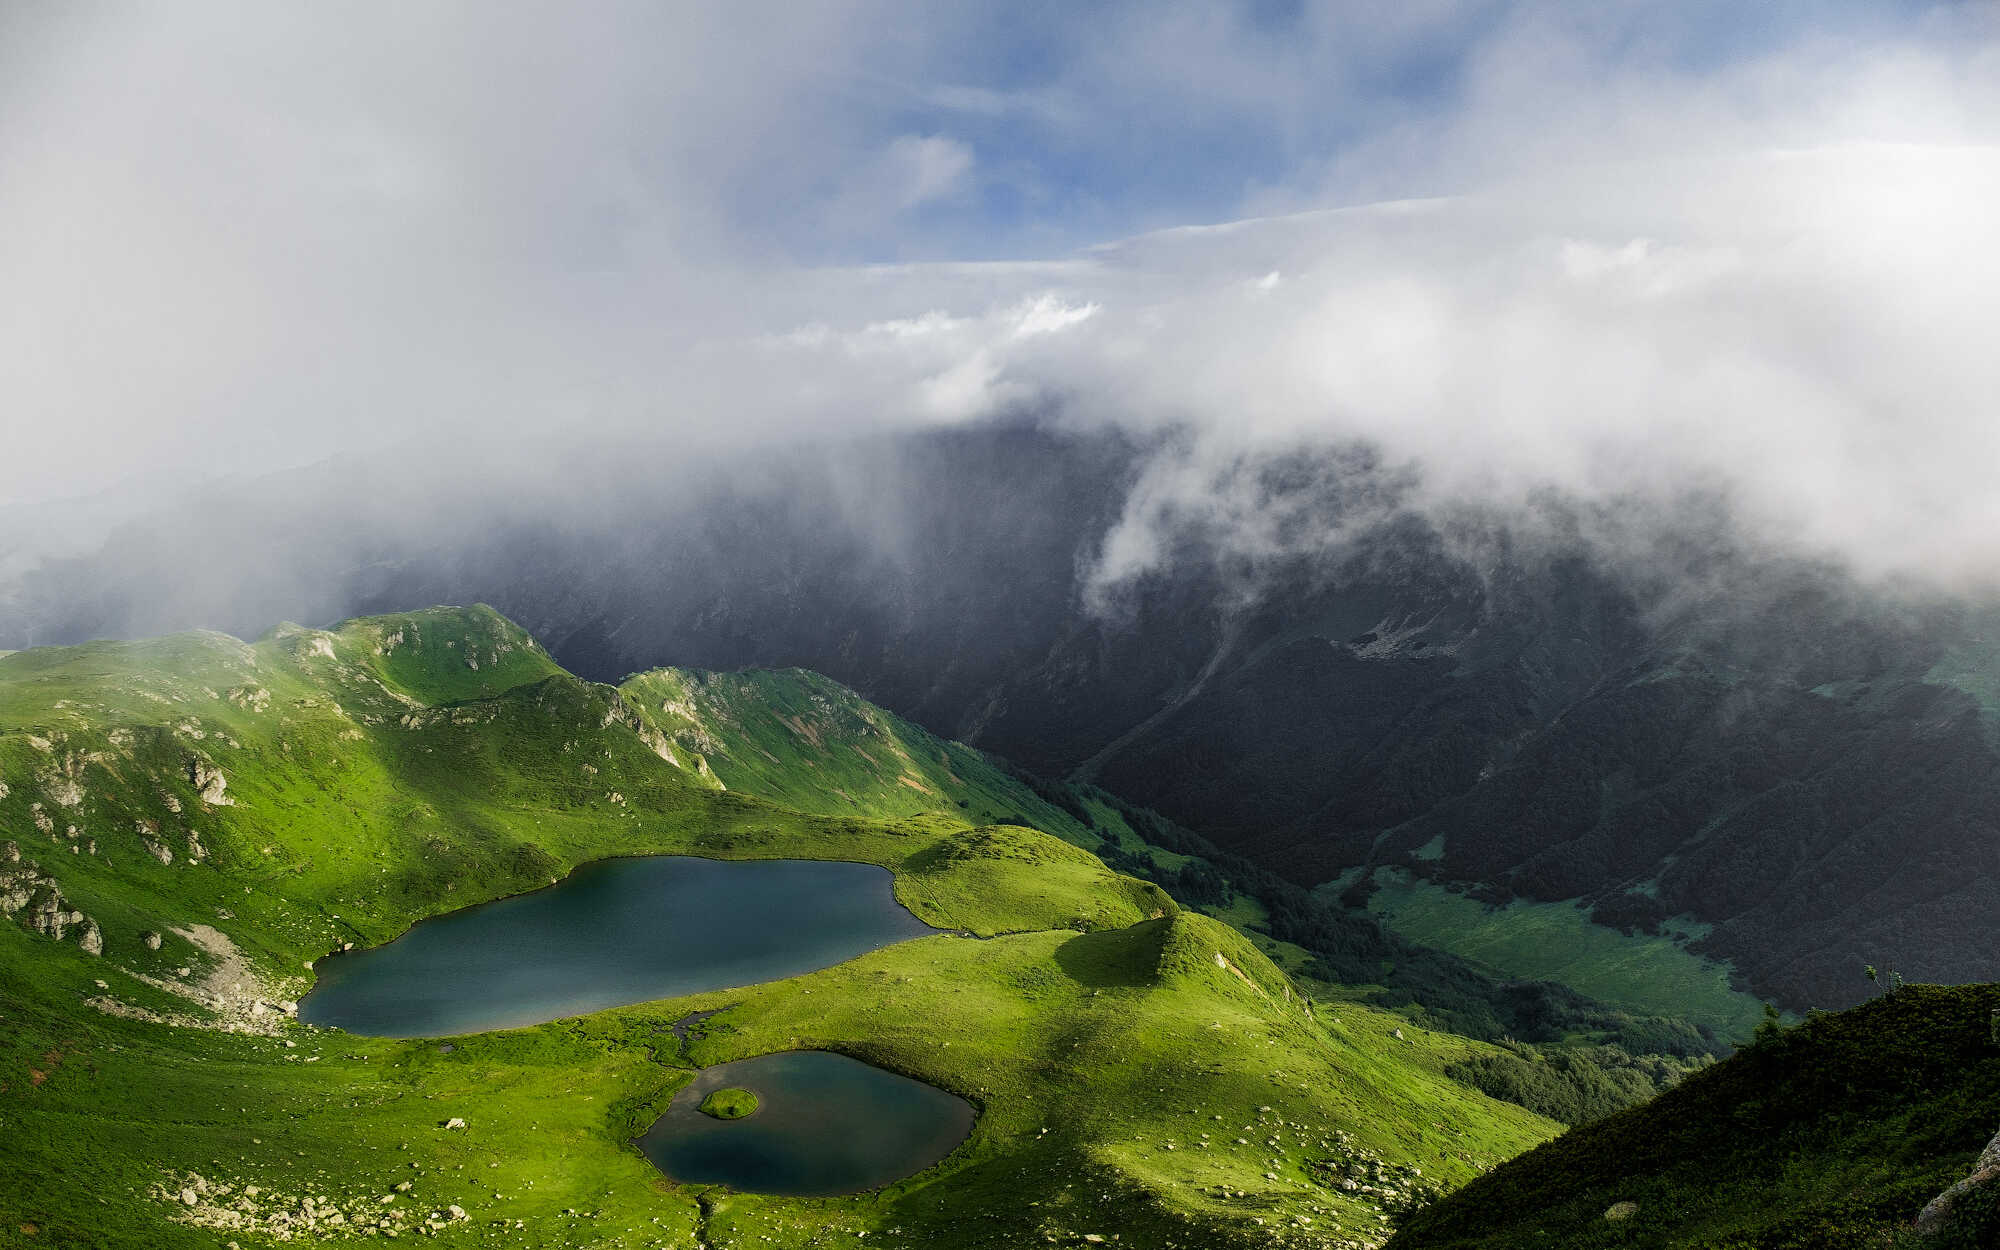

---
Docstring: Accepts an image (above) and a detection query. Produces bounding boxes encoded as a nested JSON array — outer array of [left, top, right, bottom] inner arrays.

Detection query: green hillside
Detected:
[[619, 665, 1098, 835], [1354, 869, 1768, 1044], [624, 666, 1720, 1032], [617, 661, 1728, 1129], [0, 605, 1559, 1249], [1388, 983, 2000, 1249]]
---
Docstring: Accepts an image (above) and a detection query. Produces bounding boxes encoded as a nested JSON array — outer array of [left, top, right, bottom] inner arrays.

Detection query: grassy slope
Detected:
[[1388, 984, 2000, 1250], [0, 606, 1556, 1250], [1355, 869, 1768, 1044], [620, 666, 1100, 837], [616, 661, 1731, 1147]]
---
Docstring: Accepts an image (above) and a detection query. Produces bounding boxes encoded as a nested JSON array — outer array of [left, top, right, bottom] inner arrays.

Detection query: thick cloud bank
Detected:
[[5, 3, 1998, 599], [763, 143, 2000, 596]]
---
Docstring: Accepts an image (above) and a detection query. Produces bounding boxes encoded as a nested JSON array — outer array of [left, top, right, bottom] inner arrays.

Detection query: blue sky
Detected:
[[699, 0, 1963, 261]]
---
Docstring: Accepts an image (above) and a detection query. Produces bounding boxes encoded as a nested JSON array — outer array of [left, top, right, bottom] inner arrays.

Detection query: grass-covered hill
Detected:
[[0, 605, 1562, 1249], [618, 665, 1100, 836], [617, 662, 1726, 1108], [1387, 983, 2000, 1250]]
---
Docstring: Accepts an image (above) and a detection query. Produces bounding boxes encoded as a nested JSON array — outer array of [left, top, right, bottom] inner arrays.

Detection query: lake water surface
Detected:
[[298, 856, 937, 1036], [638, 1050, 976, 1195]]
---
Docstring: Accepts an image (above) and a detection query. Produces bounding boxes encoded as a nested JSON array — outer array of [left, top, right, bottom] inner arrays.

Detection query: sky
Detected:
[[5, 1, 1999, 590]]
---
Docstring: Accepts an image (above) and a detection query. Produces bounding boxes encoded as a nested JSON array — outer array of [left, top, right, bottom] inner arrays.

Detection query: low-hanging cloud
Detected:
[[5, 2, 2000, 610]]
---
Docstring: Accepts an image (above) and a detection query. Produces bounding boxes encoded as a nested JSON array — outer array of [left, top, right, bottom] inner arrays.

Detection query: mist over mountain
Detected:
[[6, 418, 1993, 1011]]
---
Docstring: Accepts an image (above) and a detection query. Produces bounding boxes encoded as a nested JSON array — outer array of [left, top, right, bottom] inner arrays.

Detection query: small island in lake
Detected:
[[699, 1088, 761, 1120]]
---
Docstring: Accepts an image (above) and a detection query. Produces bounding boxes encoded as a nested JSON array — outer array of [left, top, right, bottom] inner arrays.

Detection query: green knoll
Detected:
[[699, 1088, 759, 1120], [0, 605, 1555, 1249]]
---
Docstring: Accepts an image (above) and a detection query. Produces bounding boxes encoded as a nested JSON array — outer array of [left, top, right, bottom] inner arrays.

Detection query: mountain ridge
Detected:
[[5, 423, 1995, 1012]]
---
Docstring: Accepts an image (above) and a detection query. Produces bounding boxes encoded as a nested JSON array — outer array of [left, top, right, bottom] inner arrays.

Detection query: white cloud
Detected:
[[6, 2, 2000, 602], [1008, 294, 1099, 338]]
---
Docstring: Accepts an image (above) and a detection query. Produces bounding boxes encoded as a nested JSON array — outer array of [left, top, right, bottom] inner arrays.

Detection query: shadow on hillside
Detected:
[[1054, 919, 1168, 989]]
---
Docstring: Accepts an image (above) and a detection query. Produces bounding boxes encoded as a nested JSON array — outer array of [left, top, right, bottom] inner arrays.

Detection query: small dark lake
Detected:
[[297, 856, 937, 1036], [638, 1050, 976, 1195]]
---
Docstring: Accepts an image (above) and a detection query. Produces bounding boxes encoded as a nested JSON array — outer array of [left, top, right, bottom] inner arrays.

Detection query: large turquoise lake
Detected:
[[297, 856, 938, 1036]]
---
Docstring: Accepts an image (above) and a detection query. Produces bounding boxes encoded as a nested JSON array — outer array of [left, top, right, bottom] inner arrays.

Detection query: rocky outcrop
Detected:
[[1916, 1127, 2000, 1238], [38, 748, 89, 808], [0, 858, 101, 955], [186, 756, 233, 807]]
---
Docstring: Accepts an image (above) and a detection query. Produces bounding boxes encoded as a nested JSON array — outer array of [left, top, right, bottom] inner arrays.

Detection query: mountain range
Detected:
[[8, 422, 1996, 1014]]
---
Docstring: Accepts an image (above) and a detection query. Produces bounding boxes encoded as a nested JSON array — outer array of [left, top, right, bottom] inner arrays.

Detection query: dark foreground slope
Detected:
[[7, 423, 1999, 1010], [1388, 983, 2000, 1250]]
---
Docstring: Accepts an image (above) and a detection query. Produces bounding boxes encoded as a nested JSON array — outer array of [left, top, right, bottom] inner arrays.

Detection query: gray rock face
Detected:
[[0, 858, 102, 954], [1916, 1127, 2000, 1237], [0, 861, 57, 918], [186, 757, 233, 807]]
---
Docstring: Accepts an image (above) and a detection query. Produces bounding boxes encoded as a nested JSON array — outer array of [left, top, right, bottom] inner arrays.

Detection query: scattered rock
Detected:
[[1605, 1201, 1639, 1222]]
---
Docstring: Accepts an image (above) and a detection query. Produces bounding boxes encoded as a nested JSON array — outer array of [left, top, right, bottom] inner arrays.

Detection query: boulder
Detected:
[[1605, 1201, 1640, 1222], [186, 757, 233, 807], [1917, 1127, 2000, 1237]]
